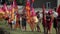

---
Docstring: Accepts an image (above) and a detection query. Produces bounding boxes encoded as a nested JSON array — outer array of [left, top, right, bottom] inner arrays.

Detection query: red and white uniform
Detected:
[[46, 9, 53, 30]]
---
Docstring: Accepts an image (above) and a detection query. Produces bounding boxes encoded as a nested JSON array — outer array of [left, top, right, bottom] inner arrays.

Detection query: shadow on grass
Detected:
[[0, 27, 10, 34]]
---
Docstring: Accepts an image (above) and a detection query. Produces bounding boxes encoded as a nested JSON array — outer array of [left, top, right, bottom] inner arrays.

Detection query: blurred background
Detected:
[[0, 0, 58, 8]]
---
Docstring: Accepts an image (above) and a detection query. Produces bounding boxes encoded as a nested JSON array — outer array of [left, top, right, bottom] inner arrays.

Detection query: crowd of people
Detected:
[[0, 0, 60, 34], [2, 6, 60, 34]]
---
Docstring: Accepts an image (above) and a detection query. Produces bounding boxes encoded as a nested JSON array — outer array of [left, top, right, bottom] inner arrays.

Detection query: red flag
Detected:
[[3, 3, 9, 14], [13, 0, 18, 11], [31, 0, 36, 16], [42, 4, 46, 27], [31, 8, 36, 16], [10, 0, 18, 13], [32, 0, 34, 3], [3, 3, 7, 10], [10, 1, 15, 20], [0, 8, 4, 14], [56, 5, 60, 16]]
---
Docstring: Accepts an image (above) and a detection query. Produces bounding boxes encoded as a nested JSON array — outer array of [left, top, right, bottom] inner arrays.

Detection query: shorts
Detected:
[[53, 18, 57, 28], [22, 20, 26, 27], [12, 21, 16, 25], [18, 21, 20, 25], [8, 23, 12, 28]]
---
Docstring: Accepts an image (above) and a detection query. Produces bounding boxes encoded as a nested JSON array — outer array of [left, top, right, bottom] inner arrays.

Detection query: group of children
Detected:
[[0, 1, 60, 34]]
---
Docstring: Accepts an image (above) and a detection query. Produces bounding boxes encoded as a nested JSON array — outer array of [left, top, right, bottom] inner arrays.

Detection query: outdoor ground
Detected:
[[0, 20, 56, 34]]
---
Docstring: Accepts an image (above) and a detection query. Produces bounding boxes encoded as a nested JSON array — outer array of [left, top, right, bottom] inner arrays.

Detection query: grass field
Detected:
[[0, 20, 56, 34]]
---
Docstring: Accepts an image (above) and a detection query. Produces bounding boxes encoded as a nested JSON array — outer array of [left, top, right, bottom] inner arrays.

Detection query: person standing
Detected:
[[56, 5, 60, 34], [46, 12, 51, 34], [21, 13, 26, 31], [53, 11, 58, 34], [8, 18, 12, 30], [42, 5, 47, 34], [46, 9, 54, 34], [36, 11, 41, 32], [16, 13, 20, 28]]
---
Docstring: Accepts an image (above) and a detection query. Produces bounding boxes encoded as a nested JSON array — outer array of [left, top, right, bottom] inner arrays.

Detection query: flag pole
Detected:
[[42, 4, 47, 34]]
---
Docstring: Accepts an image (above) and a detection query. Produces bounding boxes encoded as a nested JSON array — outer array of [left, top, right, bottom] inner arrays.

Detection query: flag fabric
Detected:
[[8, 7, 12, 15], [9, 2, 14, 20], [26, 0, 38, 31], [11, 0, 19, 28], [48, 9, 53, 31], [42, 4, 46, 27], [30, 5, 38, 23], [56, 5, 60, 16], [26, 0, 31, 24], [12, 0, 17, 8], [31, 4, 36, 16], [3, 3, 9, 14], [11, 0, 18, 20], [13, 0, 18, 12], [11, 6, 15, 20], [56, 5, 60, 29], [31, 8, 36, 16], [32, 0, 34, 2], [2, 3, 10, 20], [26, 0, 34, 31], [0, 8, 5, 15]]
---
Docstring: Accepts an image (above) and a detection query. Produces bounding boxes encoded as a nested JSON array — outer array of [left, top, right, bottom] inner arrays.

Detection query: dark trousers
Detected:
[[8, 23, 12, 30]]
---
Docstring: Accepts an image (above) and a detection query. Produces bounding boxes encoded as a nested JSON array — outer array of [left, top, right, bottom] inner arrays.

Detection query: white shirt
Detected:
[[53, 11, 58, 18]]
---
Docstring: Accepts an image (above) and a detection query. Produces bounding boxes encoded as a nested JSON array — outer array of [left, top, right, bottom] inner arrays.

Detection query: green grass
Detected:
[[0, 20, 56, 34]]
